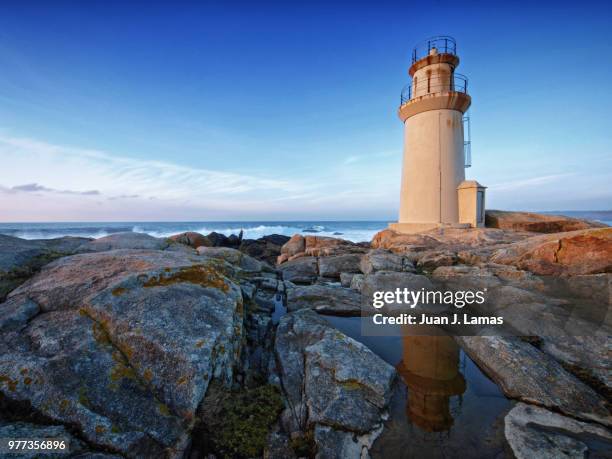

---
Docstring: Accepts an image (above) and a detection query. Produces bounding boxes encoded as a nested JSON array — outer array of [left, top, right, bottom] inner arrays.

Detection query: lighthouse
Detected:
[[390, 36, 486, 234]]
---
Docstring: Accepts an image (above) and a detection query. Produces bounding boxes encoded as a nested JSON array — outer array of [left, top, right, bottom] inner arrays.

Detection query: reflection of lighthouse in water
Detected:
[[396, 326, 466, 432]]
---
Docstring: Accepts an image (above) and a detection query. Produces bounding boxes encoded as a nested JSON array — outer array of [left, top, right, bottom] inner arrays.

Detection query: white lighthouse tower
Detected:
[[390, 36, 486, 234]]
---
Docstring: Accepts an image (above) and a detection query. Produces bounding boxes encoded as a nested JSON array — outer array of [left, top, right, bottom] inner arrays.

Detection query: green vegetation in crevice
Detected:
[[206, 384, 284, 458], [289, 429, 316, 458]]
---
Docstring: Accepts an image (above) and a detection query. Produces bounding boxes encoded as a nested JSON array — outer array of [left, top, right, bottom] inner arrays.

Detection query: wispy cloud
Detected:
[[5, 183, 100, 195], [107, 194, 140, 200], [488, 173, 575, 191], [2, 134, 400, 220], [0, 135, 307, 202], [343, 150, 397, 165]]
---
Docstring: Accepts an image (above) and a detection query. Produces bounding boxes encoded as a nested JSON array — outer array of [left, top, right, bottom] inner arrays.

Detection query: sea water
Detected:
[[0, 220, 389, 243], [0, 211, 609, 243]]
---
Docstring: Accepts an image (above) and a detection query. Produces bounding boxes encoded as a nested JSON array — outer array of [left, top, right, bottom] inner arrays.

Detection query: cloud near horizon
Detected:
[[0, 134, 402, 221], [4, 182, 101, 195]]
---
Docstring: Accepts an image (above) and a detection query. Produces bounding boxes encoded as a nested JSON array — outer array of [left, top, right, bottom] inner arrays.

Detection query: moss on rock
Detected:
[[289, 429, 316, 457], [143, 264, 229, 292]]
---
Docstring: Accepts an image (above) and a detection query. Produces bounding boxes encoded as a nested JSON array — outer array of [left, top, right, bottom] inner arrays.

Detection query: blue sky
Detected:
[[0, 0, 611, 221]]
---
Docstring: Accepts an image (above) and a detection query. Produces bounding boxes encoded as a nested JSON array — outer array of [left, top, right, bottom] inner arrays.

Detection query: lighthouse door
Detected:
[[476, 190, 485, 224]]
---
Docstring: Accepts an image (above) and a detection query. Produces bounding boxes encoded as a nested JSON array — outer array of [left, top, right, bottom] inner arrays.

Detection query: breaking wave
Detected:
[[0, 221, 389, 243]]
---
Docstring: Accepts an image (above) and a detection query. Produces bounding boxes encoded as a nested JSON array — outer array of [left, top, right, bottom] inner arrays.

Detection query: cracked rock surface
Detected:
[[272, 309, 395, 458], [0, 237, 246, 457]]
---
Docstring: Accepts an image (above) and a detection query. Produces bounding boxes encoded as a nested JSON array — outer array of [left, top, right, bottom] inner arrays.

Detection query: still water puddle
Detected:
[[322, 316, 513, 459]]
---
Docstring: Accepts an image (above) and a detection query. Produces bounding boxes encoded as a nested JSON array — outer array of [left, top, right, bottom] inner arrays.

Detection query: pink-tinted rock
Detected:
[[168, 231, 211, 249], [280, 235, 306, 258], [486, 210, 606, 234], [278, 235, 367, 270], [303, 235, 363, 257], [490, 228, 612, 276], [276, 253, 289, 264], [371, 227, 527, 255]]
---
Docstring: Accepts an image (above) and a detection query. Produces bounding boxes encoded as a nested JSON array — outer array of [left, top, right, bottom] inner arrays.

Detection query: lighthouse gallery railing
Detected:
[[400, 73, 468, 106], [411, 36, 457, 63]]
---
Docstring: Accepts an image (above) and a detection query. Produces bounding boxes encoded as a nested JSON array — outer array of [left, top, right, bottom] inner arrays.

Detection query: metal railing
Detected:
[[412, 36, 457, 64], [400, 73, 468, 105], [464, 115, 471, 168]]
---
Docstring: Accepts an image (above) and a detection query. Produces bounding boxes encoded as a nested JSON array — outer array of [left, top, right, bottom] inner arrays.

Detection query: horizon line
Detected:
[[0, 209, 611, 225]]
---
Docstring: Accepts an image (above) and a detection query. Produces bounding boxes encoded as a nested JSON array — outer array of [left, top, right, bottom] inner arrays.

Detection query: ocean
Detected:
[[0, 221, 389, 243], [0, 211, 609, 243]]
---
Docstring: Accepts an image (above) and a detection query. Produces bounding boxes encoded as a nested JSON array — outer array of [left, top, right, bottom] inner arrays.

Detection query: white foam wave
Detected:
[[1, 223, 385, 243]]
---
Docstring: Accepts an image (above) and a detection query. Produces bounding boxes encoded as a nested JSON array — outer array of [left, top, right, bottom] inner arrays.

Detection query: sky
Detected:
[[0, 0, 611, 222]]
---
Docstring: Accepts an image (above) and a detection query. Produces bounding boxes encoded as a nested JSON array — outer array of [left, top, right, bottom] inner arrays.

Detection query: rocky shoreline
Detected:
[[0, 210, 610, 458]]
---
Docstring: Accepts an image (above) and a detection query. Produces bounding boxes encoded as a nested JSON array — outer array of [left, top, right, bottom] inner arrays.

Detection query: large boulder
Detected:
[[539, 334, 612, 397], [456, 335, 611, 427], [168, 231, 244, 250], [371, 227, 526, 255], [273, 309, 395, 457], [278, 235, 366, 265], [239, 234, 290, 265], [504, 403, 612, 459], [415, 250, 458, 272], [0, 248, 245, 457], [167, 231, 211, 249], [431, 265, 503, 290], [278, 257, 318, 284], [5, 249, 198, 311], [0, 235, 90, 301], [431, 263, 611, 345], [490, 228, 612, 276], [302, 235, 365, 257], [206, 231, 237, 248], [359, 249, 414, 274], [286, 284, 361, 316], [313, 424, 382, 459], [196, 246, 264, 272], [82, 232, 169, 252], [318, 253, 362, 279], [558, 273, 611, 305], [486, 210, 606, 233], [370, 229, 441, 254], [279, 235, 306, 259]]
